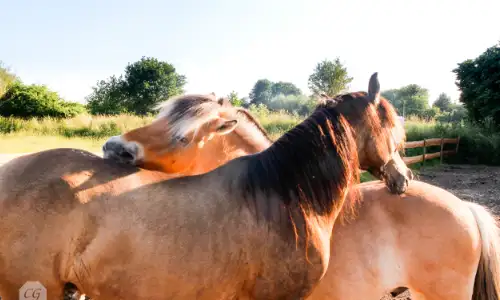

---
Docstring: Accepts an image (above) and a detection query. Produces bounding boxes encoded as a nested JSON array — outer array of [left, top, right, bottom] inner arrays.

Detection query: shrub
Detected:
[[453, 42, 500, 129], [0, 83, 84, 118]]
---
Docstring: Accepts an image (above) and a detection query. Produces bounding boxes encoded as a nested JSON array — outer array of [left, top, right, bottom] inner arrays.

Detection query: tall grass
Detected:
[[1, 110, 499, 166], [402, 116, 500, 165], [0, 114, 153, 138]]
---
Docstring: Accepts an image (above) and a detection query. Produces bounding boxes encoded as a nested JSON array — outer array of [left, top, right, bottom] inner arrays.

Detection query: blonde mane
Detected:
[[154, 94, 272, 148]]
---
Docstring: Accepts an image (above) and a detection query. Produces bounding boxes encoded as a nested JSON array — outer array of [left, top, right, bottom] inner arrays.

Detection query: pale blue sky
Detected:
[[1, 0, 499, 104]]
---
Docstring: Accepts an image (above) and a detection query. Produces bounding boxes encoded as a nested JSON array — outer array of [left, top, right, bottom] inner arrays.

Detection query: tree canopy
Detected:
[[307, 58, 353, 96], [382, 84, 429, 116], [0, 82, 85, 118], [453, 42, 500, 128], [86, 56, 187, 115], [433, 93, 452, 112], [227, 91, 243, 107], [0, 61, 19, 99], [249, 79, 301, 105]]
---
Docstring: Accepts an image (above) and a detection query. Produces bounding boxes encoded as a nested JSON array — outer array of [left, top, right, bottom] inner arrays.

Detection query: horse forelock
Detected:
[[154, 94, 221, 140], [323, 92, 406, 151], [153, 94, 273, 150]]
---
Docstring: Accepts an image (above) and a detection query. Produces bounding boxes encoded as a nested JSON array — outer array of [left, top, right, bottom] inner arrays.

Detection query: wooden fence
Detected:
[[402, 136, 460, 167], [360, 136, 460, 175]]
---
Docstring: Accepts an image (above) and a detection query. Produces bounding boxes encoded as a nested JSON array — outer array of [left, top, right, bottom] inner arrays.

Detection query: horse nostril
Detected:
[[103, 141, 136, 163], [119, 150, 134, 162]]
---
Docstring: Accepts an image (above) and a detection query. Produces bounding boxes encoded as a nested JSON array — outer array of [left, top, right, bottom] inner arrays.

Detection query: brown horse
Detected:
[[103, 73, 413, 195], [103, 75, 500, 299], [0, 96, 361, 299]]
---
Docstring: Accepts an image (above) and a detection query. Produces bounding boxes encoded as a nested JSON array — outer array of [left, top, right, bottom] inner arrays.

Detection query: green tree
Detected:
[[0, 61, 19, 98], [121, 56, 187, 115], [86, 75, 128, 115], [271, 81, 301, 97], [433, 92, 452, 112], [382, 84, 429, 116], [0, 82, 85, 118], [227, 90, 243, 107], [437, 104, 468, 124], [249, 79, 273, 105], [419, 107, 440, 121], [453, 42, 500, 128], [249, 79, 302, 106], [266, 94, 316, 116], [85, 56, 187, 115], [381, 89, 399, 104], [307, 58, 353, 96]]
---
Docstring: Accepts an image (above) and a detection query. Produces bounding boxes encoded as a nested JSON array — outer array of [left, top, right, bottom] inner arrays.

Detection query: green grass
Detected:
[[0, 135, 106, 153], [0, 110, 301, 153], [1, 111, 499, 167]]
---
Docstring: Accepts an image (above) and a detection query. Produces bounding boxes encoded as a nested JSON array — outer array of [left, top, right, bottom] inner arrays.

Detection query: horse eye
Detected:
[[177, 136, 189, 145]]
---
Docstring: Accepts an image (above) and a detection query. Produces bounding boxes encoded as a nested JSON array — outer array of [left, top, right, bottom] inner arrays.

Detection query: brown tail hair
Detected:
[[467, 202, 500, 300]]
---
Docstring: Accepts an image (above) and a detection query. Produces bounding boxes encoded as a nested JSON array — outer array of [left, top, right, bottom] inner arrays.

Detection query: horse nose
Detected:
[[102, 136, 137, 164]]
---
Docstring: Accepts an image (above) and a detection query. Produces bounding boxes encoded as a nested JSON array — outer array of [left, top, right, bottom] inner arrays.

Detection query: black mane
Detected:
[[240, 105, 359, 217]]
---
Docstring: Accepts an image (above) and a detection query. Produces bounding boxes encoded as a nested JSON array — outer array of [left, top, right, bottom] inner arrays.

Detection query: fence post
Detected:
[[440, 137, 444, 164], [455, 136, 460, 154], [422, 139, 427, 169]]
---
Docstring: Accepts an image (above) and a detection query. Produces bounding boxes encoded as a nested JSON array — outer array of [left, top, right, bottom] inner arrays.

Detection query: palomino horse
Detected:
[[103, 73, 413, 195], [104, 75, 500, 299], [0, 96, 361, 299]]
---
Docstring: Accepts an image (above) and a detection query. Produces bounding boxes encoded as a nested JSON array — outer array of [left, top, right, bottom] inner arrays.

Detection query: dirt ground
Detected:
[[417, 164, 500, 214], [380, 164, 500, 300]]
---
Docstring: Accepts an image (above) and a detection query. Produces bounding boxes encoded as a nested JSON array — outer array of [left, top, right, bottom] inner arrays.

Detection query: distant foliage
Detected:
[[453, 42, 500, 129], [307, 58, 353, 96], [86, 56, 187, 115], [271, 82, 302, 97], [433, 93, 452, 112], [266, 94, 317, 116], [227, 91, 243, 107], [0, 61, 19, 98], [0, 83, 85, 118], [436, 104, 468, 124], [382, 84, 429, 116], [249, 79, 301, 105], [86, 75, 128, 115]]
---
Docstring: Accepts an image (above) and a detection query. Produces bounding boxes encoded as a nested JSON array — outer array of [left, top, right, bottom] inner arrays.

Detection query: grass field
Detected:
[[0, 111, 434, 152], [1, 109, 499, 166]]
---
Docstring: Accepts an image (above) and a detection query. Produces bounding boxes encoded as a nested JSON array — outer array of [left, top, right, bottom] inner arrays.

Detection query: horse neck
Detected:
[[185, 125, 270, 175]]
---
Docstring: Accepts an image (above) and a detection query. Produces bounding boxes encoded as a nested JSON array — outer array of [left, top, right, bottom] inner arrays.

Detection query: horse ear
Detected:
[[207, 92, 217, 100], [217, 97, 232, 107], [317, 93, 330, 104], [319, 93, 330, 100], [368, 72, 380, 105]]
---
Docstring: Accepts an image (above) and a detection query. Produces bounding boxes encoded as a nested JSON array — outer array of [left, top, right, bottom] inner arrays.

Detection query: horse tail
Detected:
[[467, 202, 500, 300]]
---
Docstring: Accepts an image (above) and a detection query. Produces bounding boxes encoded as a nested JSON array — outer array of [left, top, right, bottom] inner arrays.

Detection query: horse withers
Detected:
[[0, 95, 362, 299], [103, 73, 500, 300]]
